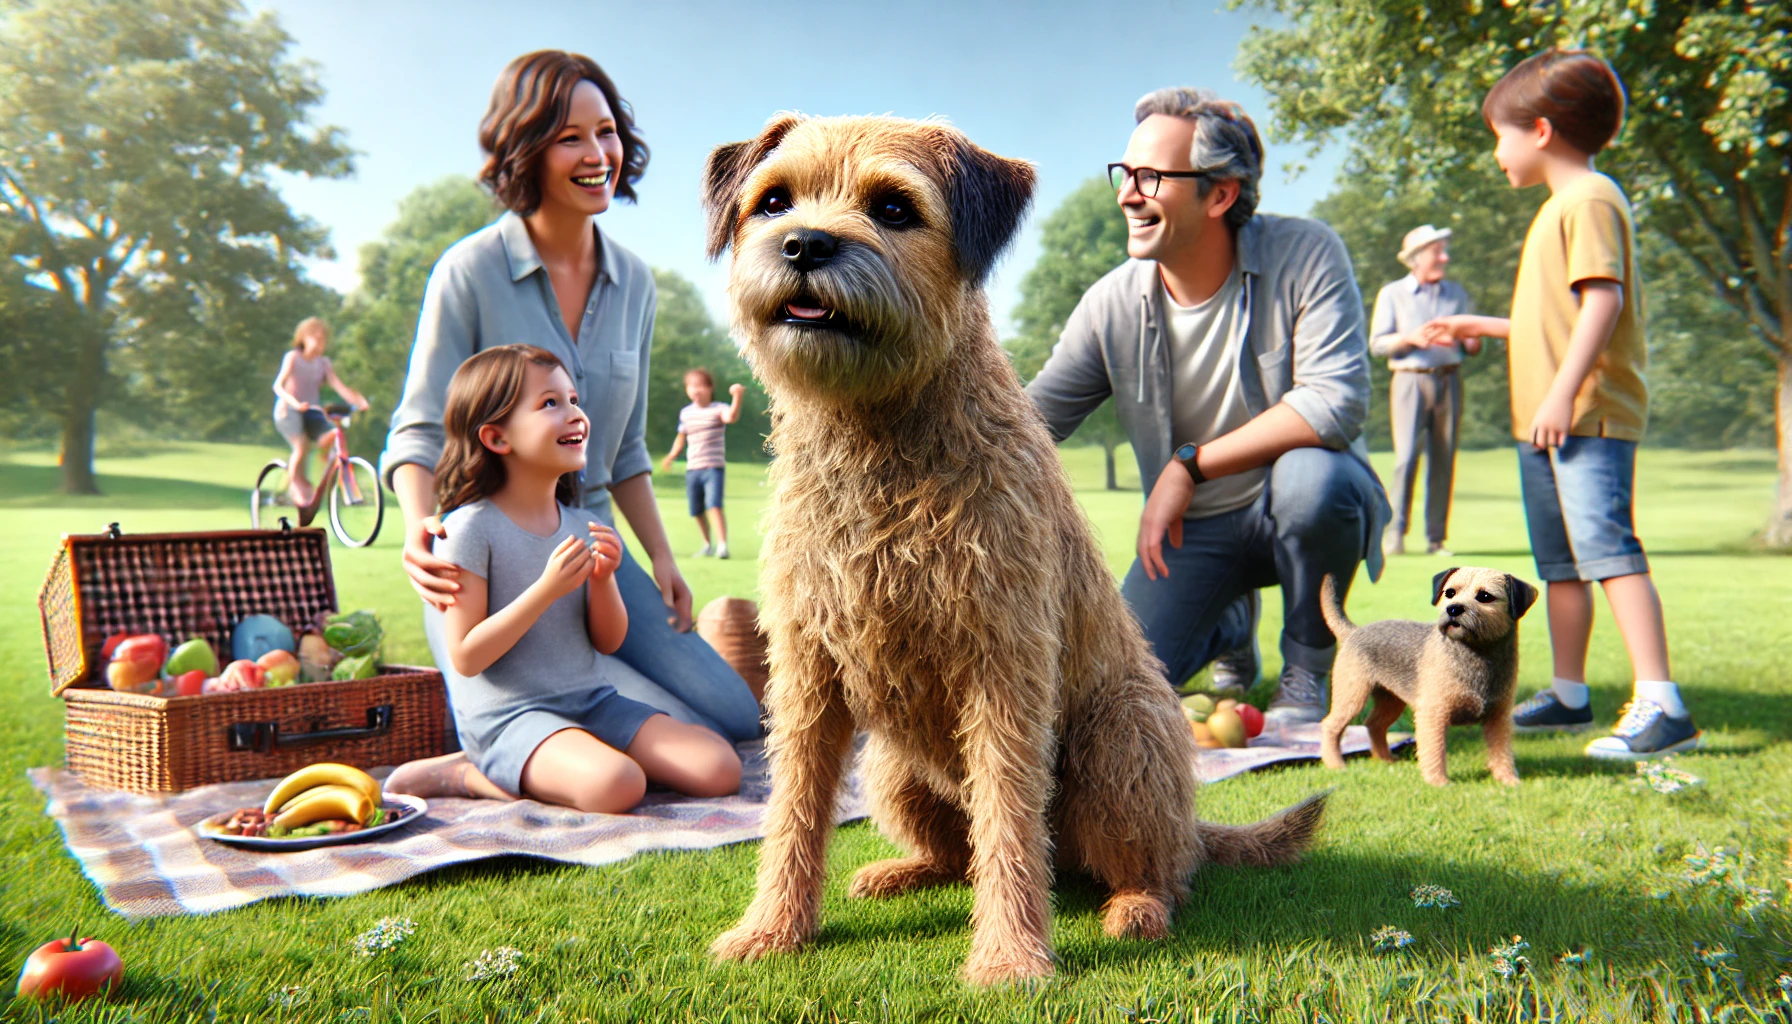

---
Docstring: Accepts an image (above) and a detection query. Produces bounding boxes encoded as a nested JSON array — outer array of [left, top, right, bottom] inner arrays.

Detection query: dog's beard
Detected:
[[729, 241, 943, 402]]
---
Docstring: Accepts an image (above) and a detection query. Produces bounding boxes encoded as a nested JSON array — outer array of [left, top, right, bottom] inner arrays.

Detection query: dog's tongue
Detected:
[[786, 303, 831, 321]]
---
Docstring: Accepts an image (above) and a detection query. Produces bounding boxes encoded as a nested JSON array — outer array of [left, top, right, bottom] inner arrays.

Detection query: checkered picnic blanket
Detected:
[[31, 725, 1400, 920]]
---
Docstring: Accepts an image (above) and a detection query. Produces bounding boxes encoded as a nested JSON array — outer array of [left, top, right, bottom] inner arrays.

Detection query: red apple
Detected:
[[208, 660, 265, 693], [105, 636, 166, 694], [257, 649, 300, 688], [174, 670, 207, 697], [1237, 703, 1265, 739], [15, 931, 122, 1000]]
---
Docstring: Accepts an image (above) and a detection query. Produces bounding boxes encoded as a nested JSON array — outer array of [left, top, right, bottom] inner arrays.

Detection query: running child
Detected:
[[659, 368, 745, 559]]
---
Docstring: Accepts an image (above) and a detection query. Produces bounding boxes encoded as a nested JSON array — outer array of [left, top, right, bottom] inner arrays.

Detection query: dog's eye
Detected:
[[1443, 588, 1456, 599], [871, 195, 915, 227], [757, 188, 792, 217], [1476, 590, 1495, 603]]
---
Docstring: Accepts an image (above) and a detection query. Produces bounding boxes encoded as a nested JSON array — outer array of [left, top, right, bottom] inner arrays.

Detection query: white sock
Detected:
[[1634, 680, 1686, 718], [1551, 677, 1590, 709]]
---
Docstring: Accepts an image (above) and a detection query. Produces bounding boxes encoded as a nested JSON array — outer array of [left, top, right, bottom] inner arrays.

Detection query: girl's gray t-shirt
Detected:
[[429, 498, 608, 719]]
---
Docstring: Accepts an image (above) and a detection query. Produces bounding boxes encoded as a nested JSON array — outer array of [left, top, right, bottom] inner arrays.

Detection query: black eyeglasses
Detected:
[[1107, 162, 1207, 198]]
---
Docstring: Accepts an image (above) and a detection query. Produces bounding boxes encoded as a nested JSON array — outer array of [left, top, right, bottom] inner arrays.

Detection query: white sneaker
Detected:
[[693, 543, 713, 558], [717, 543, 730, 559]]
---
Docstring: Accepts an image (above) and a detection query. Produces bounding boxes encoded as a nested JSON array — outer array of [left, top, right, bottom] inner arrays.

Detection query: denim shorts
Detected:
[[273, 405, 330, 443], [685, 466, 725, 517], [1516, 437, 1650, 583]]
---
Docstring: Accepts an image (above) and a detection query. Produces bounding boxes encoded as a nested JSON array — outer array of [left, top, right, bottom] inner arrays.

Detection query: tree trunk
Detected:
[[1103, 443, 1118, 491], [59, 322, 105, 495], [1767, 354, 1792, 549]]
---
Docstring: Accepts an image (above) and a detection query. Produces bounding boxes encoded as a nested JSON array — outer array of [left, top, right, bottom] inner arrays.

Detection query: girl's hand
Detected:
[[658, 454, 674, 472], [404, 515, 459, 610], [1529, 392, 1575, 450], [728, 383, 745, 399], [586, 523, 623, 582], [538, 535, 595, 601], [651, 553, 695, 632]]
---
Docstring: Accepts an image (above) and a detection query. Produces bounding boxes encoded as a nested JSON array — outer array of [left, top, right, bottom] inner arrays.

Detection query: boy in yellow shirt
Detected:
[[1429, 49, 1698, 760]]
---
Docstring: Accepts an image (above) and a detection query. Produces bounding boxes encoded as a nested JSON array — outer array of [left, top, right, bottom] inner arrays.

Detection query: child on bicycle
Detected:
[[385, 344, 741, 812], [271, 317, 369, 507], [659, 368, 745, 559], [1426, 49, 1697, 759]]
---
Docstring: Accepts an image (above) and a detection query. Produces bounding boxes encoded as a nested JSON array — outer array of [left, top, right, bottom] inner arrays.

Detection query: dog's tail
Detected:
[[1319, 574, 1355, 641], [1196, 791, 1329, 867]]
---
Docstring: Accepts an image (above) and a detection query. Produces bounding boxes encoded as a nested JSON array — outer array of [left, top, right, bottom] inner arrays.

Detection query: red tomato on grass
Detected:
[[15, 932, 122, 1000]]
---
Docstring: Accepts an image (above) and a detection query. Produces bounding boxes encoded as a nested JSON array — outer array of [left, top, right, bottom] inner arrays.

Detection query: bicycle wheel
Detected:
[[250, 460, 292, 529], [329, 456, 385, 547]]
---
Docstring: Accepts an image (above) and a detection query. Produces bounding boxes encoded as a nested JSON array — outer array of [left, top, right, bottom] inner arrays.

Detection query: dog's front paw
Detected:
[[1100, 890, 1172, 940], [849, 857, 962, 899], [961, 938, 1056, 986], [711, 920, 808, 963]]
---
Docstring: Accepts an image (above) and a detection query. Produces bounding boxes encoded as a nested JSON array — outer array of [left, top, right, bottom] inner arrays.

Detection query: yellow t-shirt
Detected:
[[1507, 172, 1648, 441]]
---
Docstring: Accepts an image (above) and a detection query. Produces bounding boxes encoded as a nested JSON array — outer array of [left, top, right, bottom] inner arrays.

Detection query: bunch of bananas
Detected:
[[262, 763, 382, 832]]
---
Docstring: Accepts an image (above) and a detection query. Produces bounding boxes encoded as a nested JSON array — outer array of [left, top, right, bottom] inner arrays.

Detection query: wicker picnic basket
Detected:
[[38, 522, 447, 793]]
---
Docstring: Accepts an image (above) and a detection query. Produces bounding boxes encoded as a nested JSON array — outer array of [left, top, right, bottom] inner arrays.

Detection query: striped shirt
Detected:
[[677, 402, 730, 470]]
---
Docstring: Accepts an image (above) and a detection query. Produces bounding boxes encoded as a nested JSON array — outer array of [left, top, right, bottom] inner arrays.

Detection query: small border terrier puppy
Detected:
[[701, 113, 1325, 986], [1319, 568, 1538, 787]]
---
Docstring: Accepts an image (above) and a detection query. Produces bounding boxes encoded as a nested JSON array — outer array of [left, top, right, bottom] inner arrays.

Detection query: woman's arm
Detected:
[[394, 464, 459, 609], [659, 431, 687, 471], [584, 523, 628, 655], [610, 470, 694, 631], [441, 535, 593, 676], [271, 352, 306, 410], [1528, 281, 1623, 449]]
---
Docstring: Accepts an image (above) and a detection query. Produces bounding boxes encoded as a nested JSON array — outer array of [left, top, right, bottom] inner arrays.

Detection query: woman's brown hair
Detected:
[[1482, 49, 1626, 155], [292, 317, 327, 350], [478, 50, 649, 215], [436, 345, 581, 515]]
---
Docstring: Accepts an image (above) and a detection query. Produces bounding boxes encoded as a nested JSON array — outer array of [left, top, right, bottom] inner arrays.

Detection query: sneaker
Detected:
[[1427, 542, 1453, 557], [717, 542, 730, 559], [1265, 664, 1328, 724], [1584, 700, 1701, 761], [1208, 591, 1261, 696], [692, 543, 713, 558], [1511, 690, 1594, 733]]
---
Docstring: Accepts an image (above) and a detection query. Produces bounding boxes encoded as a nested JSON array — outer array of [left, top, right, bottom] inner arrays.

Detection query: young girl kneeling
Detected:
[[388, 345, 741, 811]]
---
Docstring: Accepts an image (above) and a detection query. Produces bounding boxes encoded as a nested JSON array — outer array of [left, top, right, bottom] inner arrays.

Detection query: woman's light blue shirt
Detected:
[[380, 211, 656, 524]]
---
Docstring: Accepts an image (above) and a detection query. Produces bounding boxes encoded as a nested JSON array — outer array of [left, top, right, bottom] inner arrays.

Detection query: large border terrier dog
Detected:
[[701, 113, 1326, 985], [1319, 568, 1538, 787]]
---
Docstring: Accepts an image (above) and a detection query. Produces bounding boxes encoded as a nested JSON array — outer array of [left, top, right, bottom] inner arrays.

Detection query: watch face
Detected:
[[1175, 443, 1198, 461]]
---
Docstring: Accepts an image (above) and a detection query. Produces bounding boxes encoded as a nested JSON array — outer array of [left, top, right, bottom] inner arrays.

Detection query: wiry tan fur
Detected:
[[700, 114, 1327, 986], [1319, 567, 1539, 787]]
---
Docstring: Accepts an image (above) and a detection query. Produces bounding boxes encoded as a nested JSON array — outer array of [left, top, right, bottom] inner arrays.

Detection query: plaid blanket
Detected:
[[32, 724, 1400, 920]]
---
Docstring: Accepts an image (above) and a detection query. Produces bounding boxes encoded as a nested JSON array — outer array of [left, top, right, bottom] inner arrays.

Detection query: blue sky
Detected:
[[266, 0, 1341, 333]]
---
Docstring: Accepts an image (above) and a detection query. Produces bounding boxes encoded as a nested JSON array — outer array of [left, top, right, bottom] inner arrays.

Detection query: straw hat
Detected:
[[1398, 224, 1453, 266]]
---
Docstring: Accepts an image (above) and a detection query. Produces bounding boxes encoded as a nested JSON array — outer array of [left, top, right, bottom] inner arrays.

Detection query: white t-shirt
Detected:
[[1165, 268, 1266, 518]]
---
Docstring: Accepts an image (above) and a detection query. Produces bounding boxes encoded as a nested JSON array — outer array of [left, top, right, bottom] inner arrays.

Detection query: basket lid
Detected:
[[38, 523, 339, 696]]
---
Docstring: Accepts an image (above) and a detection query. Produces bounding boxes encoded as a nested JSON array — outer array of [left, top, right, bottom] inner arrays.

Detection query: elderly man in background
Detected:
[[1371, 225, 1478, 557]]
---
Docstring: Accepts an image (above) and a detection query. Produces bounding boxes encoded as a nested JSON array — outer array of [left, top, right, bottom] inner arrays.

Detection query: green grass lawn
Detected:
[[1, 442, 1789, 1022]]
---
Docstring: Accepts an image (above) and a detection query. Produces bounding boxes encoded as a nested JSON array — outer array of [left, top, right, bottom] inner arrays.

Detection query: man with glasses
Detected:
[[1026, 88, 1390, 725]]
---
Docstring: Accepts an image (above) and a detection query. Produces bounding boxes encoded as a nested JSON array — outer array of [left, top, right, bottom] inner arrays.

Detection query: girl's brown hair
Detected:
[[684, 367, 714, 390], [1482, 49, 1626, 155], [436, 345, 581, 515], [292, 317, 328, 350], [478, 50, 649, 215]]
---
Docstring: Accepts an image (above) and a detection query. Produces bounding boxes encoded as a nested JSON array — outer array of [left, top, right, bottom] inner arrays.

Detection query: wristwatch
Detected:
[[1174, 442, 1207, 484]]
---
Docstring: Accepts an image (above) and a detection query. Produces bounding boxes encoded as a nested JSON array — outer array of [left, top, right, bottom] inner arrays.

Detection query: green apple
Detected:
[[1180, 693, 1215, 722], [163, 638, 218, 679]]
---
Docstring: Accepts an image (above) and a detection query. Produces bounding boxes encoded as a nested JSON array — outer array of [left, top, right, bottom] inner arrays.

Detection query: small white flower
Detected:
[[351, 916, 416, 957], [1371, 925, 1414, 953], [1410, 884, 1461, 909], [464, 946, 524, 982]]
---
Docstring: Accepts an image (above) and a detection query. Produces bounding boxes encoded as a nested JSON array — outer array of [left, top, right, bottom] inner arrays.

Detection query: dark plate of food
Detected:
[[197, 794, 427, 851]]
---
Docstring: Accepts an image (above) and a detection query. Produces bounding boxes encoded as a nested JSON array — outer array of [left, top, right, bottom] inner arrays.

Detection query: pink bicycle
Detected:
[[250, 402, 384, 547]]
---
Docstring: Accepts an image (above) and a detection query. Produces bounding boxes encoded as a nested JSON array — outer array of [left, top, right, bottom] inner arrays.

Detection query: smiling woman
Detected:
[[378, 50, 764, 806]]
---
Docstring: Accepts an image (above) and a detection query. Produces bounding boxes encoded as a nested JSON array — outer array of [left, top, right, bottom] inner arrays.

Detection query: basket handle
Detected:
[[227, 704, 393, 754]]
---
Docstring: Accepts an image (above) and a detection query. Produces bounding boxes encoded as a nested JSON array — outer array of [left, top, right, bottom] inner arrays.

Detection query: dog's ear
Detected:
[[702, 113, 803, 261], [944, 135, 1036, 285], [1430, 568, 1460, 606], [1505, 574, 1539, 620]]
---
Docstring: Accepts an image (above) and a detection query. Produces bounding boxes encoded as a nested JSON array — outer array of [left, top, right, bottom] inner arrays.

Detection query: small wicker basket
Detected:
[[38, 523, 447, 793]]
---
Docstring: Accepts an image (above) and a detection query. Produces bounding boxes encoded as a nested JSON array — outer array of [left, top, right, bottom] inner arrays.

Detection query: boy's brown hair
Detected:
[[684, 367, 714, 390], [1482, 49, 1626, 155], [436, 344, 581, 515], [478, 50, 649, 215]]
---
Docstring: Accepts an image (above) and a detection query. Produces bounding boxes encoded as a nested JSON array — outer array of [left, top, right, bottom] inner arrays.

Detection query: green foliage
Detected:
[[648, 268, 770, 462], [1006, 177, 1132, 488], [0, 0, 352, 489], [331, 177, 500, 456]]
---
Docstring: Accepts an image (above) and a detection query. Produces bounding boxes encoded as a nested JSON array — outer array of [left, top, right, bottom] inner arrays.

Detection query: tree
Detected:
[[1007, 177, 1133, 490], [0, 0, 351, 492], [1235, 0, 1792, 542], [0, 231, 59, 441], [648, 269, 770, 462], [331, 177, 499, 456]]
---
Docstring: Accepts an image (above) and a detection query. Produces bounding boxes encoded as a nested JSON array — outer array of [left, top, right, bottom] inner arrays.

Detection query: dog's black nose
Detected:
[[1446, 603, 1465, 618], [781, 229, 838, 272]]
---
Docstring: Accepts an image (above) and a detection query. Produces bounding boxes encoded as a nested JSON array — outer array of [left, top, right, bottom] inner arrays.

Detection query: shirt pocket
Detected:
[[1254, 347, 1291, 393], [598, 350, 641, 440]]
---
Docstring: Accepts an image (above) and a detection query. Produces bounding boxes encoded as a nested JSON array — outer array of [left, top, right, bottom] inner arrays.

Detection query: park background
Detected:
[[3, 1, 1791, 1021]]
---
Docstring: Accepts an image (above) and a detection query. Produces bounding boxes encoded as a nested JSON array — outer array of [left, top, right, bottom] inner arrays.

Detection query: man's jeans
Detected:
[[1120, 447, 1384, 688]]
